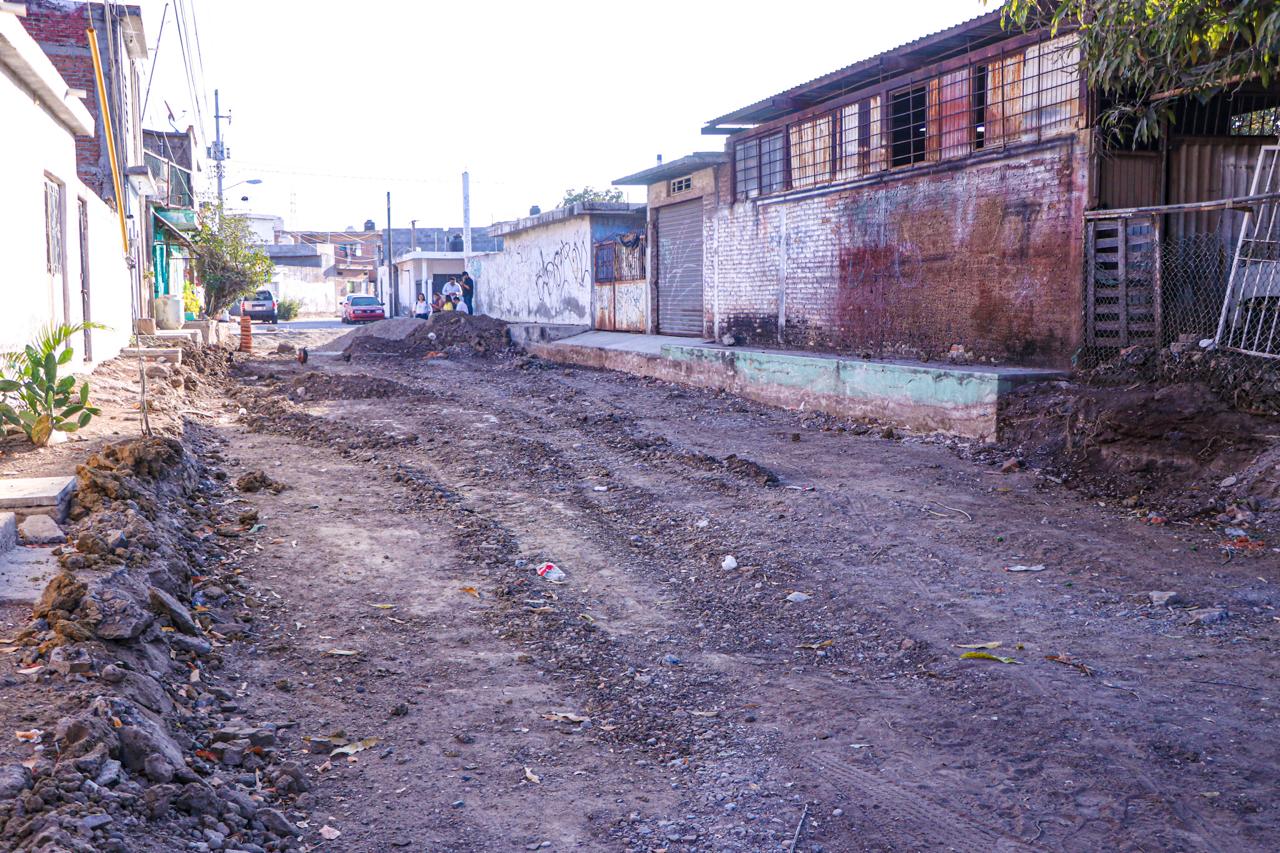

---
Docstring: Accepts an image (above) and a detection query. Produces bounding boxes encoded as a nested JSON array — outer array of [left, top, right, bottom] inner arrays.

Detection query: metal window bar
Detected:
[[594, 242, 617, 284], [734, 33, 1083, 200], [593, 238, 646, 284]]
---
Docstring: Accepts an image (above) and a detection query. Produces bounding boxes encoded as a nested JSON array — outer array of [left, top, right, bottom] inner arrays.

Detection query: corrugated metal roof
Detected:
[[704, 9, 1007, 131], [613, 153, 727, 186]]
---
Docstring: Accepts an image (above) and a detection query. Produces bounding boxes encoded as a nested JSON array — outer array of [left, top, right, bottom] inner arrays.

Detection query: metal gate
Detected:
[[1085, 214, 1162, 349], [1215, 145, 1280, 358], [656, 200, 704, 336]]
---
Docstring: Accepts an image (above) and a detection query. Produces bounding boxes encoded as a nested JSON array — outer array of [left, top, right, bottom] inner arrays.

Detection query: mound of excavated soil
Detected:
[[1086, 345, 1280, 418], [328, 317, 425, 354], [996, 379, 1279, 522], [345, 312, 510, 357]]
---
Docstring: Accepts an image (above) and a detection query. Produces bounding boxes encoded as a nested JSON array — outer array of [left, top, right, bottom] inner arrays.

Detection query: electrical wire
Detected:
[[171, 0, 207, 144], [140, 2, 170, 121]]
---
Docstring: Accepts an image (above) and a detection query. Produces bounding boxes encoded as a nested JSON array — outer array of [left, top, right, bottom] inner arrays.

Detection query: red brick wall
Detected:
[[707, 134, 1091, 367], [20, 1, 109, 202]]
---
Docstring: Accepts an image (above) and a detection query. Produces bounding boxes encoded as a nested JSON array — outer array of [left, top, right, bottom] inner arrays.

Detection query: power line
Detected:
[[187, 0, 209, 125], [233, 160, 521, 190], [170, 0, 207, 143], [140, 2, 169, 121]]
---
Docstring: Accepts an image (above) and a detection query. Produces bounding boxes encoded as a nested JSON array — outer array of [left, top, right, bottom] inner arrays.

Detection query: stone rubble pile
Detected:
[[0, 437, 311, 853]]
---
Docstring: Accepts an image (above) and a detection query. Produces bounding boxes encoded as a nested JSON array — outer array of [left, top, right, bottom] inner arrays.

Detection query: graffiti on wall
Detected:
[[472, 219, 591, 324]]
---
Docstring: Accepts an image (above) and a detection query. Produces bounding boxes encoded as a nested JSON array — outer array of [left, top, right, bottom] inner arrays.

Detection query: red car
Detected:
[[341, 295, 386, 324]]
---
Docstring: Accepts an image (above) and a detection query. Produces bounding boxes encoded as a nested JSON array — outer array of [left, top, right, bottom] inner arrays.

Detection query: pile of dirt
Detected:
[[1086, 344, 1280, 417], [346, 312, 510, 358], [327, 317, 424, 354], [273, 371, 417, 402], [0, 436, 317, 852], [995, 379, 1279, 523], [235, 469, 288, 494]]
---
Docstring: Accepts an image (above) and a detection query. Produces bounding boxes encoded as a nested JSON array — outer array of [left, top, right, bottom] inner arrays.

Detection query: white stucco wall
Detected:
[[269, 247, 340, 315], [0, 61, 133, 368], [470, 216, 592, 324]]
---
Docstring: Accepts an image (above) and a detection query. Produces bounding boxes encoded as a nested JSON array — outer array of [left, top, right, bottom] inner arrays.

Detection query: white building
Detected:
[[392, 252, 469, 315], [0, 7, 134, 365]]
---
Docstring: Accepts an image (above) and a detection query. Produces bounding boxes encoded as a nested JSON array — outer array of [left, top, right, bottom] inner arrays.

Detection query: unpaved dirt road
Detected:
[[211, 344, 1278, 852]]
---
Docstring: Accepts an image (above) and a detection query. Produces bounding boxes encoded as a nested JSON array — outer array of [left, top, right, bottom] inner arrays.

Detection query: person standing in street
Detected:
[[460, 271, 476, 315], [414, 292, 430, 320], [451, 294, 470, 314]]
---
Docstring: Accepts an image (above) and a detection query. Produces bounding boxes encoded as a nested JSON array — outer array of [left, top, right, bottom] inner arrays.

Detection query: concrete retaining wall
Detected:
[[530, 339, 1059, 440]]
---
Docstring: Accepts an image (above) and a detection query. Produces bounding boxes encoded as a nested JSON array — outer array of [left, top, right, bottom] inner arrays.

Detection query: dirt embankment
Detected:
[[333, 313, 511, 358], [994, 349, 1280, 527], [0, 435, 315, 853]]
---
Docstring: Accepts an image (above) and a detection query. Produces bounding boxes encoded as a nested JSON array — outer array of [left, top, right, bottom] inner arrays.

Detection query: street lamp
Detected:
[[224, 178, 263, 191]]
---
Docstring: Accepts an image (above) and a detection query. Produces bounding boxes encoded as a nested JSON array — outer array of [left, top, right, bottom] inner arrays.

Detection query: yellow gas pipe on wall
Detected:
[[86, 27, 130, 255]]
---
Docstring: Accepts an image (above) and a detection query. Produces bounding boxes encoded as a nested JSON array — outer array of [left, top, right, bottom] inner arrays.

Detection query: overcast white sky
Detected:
[[140, 0, 989, 231]]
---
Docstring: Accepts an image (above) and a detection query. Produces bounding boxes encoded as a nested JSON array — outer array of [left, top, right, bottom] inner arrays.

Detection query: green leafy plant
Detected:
[[560, 186, 624, 207], [0, 323, 104, 447], [277, 297, 302, 321], [183, 280, 202, 316]]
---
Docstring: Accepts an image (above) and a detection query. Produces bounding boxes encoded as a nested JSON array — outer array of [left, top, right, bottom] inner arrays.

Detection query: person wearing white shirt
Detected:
[[442, 277, 463, 302]]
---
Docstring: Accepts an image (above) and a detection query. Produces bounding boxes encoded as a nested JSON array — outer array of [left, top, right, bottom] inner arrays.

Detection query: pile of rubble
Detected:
[[336, 313, 511, 358], [0, 437, 312, 852]]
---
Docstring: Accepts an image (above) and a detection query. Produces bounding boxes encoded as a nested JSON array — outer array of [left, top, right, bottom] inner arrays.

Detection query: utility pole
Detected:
[[212, 89, 230, 209], [410, 219, 417, 252], [384, 191, 396, 316], [462, 171, 472, 259]]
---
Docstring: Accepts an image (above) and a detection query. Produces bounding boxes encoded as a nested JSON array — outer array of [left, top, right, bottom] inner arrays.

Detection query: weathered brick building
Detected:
[[616, 11, 1280, 368]]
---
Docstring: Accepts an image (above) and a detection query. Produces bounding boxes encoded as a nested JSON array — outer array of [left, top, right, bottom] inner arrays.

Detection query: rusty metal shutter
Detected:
[[656, 200, 704, 336]]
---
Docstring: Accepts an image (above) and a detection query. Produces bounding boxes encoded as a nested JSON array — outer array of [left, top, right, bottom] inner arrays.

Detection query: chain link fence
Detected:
[[1081, 207, 1247, 367]]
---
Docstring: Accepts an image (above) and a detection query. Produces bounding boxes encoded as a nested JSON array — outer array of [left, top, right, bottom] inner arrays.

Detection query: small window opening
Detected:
[[972, 65, 988, 150], [890, 85, 929, 167], [670, 175, 693, 194]]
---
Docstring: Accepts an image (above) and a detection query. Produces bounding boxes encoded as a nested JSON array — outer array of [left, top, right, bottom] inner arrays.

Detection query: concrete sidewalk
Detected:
[[525, 330, 1064, 440]]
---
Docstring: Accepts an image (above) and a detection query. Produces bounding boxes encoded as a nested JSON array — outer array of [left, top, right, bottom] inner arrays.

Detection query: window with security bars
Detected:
[[735, 131, 785, 200], [731, 34, 1082, 199], [890, 84, 929, 167], [45, 179, 64, 276]]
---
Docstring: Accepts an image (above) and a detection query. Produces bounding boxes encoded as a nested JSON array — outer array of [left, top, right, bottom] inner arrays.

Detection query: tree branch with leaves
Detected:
[[560, 187, 625, 207], [192, 207, 274, 316], [998, 0, 1280, 143]]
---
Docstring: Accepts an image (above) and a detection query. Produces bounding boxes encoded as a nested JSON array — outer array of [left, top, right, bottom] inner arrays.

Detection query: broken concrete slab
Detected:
[[0, 476, 76, 521], [0, 513, 15, 555], [119, 347, 183, 364], [0, 546, 59, 605], [18, 514, 65, 545]]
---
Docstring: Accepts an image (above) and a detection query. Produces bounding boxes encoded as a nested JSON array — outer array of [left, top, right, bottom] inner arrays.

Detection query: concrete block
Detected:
[[18, 514, 65, 545], [0, 476, 75, 511], [0, 546, 59, 605], [146, 329, 202, 345], [508, 324, 590, 347], [182, 320, 215, 345], [0, 513, 16, 555], [120, 347, 183, 364]]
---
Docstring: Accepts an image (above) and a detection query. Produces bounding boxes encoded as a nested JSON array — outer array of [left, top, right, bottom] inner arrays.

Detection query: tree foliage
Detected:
[[560, 186, 625, 207], [192, 208, 274, 316], [999, 0, 1280, 143]]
